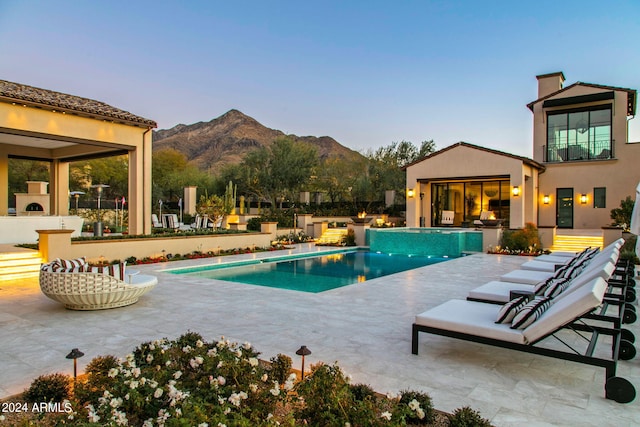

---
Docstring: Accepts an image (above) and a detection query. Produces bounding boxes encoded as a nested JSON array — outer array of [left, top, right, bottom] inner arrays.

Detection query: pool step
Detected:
[[316, 228, 348, 246], [0, 250, 43, 281], [549, 234, 603, 253]]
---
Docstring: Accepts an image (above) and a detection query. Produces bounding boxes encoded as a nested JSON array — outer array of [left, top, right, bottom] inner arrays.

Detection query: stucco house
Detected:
[[405, 72, 638, 245], [0, 80, 157, 241]]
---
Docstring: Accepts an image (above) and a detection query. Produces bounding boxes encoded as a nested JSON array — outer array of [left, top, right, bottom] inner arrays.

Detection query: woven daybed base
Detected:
[[39, 270, 157, 310]]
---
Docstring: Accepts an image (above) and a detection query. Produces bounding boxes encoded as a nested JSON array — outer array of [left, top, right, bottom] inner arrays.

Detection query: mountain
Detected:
[[152, 109, 362, 169]]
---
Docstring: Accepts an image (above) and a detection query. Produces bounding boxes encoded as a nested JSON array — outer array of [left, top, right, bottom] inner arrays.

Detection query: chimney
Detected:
[[536, 72, 565, 98]]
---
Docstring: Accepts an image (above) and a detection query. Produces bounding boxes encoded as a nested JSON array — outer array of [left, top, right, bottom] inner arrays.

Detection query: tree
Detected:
[[152, 148, 214, 204], [241, 137, 318, 208]]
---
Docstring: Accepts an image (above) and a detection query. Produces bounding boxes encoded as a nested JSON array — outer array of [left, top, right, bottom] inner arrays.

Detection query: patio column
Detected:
[[128, 128, 153, 235], [50, 160, 70, 216], [0, 149, 7, 215]]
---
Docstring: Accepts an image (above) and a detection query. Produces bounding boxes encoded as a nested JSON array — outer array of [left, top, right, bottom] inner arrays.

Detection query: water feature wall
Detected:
[[367, 228, 483, 257]]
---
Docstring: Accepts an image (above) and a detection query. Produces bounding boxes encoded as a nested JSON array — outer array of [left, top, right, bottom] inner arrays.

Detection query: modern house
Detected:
[[405, 72, 638, 246]]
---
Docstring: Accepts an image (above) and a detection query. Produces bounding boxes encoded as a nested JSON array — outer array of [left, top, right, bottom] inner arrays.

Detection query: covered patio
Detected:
[[0, 79, 156, 240]]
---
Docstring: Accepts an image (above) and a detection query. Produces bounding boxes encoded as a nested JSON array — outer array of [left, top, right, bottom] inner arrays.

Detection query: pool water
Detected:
[[169, 250, 449, 293]]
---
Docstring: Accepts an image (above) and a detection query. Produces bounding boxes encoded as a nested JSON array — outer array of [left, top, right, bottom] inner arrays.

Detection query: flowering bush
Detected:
[[9, 332, 491, 426]]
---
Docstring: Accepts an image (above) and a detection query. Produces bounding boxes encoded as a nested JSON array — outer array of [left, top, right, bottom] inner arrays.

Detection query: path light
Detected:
[[66, 348, 84, 380], [296, 345, 312, 380]]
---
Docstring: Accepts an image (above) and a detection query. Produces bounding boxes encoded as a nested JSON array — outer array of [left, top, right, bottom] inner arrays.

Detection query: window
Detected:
[[546, 106, 611, 162], [594, 187, 606, 208], [431, 180, 510, 227]]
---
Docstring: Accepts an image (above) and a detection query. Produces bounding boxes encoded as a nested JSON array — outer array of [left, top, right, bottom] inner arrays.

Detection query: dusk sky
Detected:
[[1, 0, 639, 157]]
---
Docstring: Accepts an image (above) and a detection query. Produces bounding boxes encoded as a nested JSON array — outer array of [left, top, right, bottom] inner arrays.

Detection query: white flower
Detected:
[[198, 423, 209, 427], [284, 376, 295, 391], [182, 345, 192, 353], [249, 383, 258, 392], [243, 341, 252, 350], [217, 361, 224, 368], [154, 388, 164, 398], [217, 375, 226, 385], [381, 411, 392, 420], [261, 373, 268, 382], [108, 368, 119, 377], [248, 357, 259, 367], [408, 398, 420, 411], [270, 382, 280, 396], [173, 371, 183, 379], [386, 392, 398, 400], [196, 339, 204, 348], [132, 367, 141, 378], [267, 413, 273, 420], [129, 380, 139, 389], [146, 354, 154, 363], [416, 407, 425, 419], [190, 356, 204, 369], [110, 397, 123, 408], [143, 419, 154, 427], [207, 348, 217, 357], [228, 392, 242, 406], [218, 423, 227, 427]]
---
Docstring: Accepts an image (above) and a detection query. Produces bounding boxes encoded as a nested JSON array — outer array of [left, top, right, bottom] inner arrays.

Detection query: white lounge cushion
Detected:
[[535, 254, 576, 263], [501, 269, 554, 285], [415, 300, 527, 344], [522, 277, 606, 344], [520, 260, 563, 272], [468, 281, 535, 303], [469, 262, 615, 304]]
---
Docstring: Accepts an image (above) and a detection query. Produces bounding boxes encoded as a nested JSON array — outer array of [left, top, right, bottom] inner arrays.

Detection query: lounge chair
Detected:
[[152, 214, 163, 228], [520, 247, 599, 272], [500, 239, 623, 285], [440, 210, 454, 226], [412, 276, 636, 403]]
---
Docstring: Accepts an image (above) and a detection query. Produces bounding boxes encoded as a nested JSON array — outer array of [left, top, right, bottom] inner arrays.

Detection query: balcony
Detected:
[[543, 140, 615, 163]]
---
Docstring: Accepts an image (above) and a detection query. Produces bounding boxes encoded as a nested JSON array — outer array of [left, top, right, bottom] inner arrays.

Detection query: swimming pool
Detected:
[[167, 250, 449, 293]]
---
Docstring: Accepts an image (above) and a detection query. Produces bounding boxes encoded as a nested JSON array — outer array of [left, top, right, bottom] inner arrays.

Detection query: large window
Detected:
[[546, 106, 611, 162], [431, 180, 510, 227]]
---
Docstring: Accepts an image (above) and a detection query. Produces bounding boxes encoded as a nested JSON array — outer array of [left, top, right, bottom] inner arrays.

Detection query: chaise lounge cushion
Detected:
[[416, 277, 607, 345]]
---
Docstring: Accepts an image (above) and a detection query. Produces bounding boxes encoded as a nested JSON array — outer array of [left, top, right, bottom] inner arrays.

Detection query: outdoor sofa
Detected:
[[39, 257, 157, 310]]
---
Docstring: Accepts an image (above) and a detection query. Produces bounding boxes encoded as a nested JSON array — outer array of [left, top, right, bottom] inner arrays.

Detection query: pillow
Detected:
[[495, 295, 530, 324], [533, 280, 549, 296], [511, 297, 553, 329], [552, 265, 569, 279], [52, 257, 87, 269], [40, 263, 54, 272], [81, 262, 127, 281], [543, 278, 571, 298]]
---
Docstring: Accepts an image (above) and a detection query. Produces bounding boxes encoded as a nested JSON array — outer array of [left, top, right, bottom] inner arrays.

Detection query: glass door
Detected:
[[556, 188, 573, 228]]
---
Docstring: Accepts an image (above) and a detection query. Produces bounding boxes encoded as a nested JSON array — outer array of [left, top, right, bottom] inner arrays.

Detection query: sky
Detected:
[[1, 0, 639, 157]]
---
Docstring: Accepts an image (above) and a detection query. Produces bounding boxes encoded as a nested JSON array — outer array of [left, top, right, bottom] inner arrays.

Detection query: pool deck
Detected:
[[0, 244, 638, 426]]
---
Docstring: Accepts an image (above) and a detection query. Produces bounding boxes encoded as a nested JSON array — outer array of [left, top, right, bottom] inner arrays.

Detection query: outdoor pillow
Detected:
[[543, 278, 571, 298], [495, 295, 530, 324], [52, 257, 87, 270], [81, 261, 127, 281], [511, 297, 553, 330]]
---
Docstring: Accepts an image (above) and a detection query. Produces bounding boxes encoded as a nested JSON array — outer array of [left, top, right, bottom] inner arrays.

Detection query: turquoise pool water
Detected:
[[168, 250, 449, 293], [368, 228, 483, 257]]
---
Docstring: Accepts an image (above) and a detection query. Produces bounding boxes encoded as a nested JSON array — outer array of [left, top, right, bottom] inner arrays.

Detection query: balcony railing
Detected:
[[543, 140, 615, 162]]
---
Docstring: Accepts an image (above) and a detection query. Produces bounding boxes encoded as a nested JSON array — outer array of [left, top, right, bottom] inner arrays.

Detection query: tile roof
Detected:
[[0, 79, 157, 128], [402, 141, 545, 171]]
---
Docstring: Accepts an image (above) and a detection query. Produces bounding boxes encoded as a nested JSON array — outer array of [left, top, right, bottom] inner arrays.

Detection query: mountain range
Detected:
[[152, 109, 362, 169]]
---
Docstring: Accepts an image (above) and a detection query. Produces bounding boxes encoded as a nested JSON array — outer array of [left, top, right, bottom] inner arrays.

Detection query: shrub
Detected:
[[499, 222, 542, 253], [343, 228, 357, 246], [448, 406, 493, 426], [350, 383, 376, 401], [610, 196, 634, 229], [74, 355, 119, 404], [396, 389, 435, 424], [23, 373, 71, 404], [269, 353, 292, 384]]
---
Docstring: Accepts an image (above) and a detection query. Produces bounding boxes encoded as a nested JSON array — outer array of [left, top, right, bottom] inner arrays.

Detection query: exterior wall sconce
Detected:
[[543, 195, 550, 205], [296, 345, 312, 380], [512, 186, 520, 197], [407, 189, 415, 198], [580, 194, 588, 204]]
